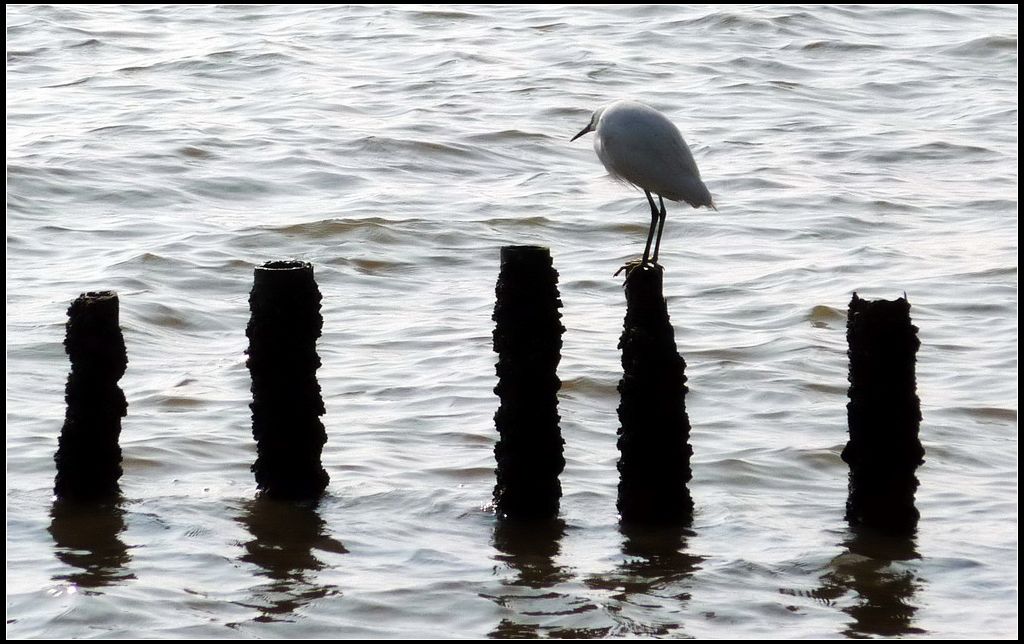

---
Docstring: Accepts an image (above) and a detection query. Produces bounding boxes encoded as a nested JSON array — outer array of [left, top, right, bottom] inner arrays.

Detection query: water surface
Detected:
[[6, 4, 1017, 638]]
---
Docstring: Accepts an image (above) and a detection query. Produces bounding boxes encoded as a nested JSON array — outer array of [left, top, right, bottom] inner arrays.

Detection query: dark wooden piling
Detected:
[[617, 265, 693, 525], [54, 291, 127, 501], [492, 245, 565, 520], [843, 292, 924, 534], [246, 260, 329, 500]]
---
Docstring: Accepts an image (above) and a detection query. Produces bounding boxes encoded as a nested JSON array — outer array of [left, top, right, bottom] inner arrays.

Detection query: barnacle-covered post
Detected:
[[843, 292, 924, 534], [246, 260, 329, 500], [616, 265, 693, 524], [491, 246, 565, 520]]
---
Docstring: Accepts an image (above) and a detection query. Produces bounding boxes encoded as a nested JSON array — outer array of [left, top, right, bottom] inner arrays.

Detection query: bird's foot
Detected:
[[613, 258, 662, 278], [613, 259, 643, 277]]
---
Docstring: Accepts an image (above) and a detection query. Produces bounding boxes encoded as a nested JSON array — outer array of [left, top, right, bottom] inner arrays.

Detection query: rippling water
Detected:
[[6, 4, 1017, 638]]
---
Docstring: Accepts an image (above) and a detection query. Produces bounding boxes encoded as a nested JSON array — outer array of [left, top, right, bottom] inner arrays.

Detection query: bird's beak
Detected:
[[570, 123, 592, 142]]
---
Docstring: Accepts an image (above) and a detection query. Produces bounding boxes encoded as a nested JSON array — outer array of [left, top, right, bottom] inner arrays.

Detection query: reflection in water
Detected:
[[817, 527, 926, 637], [235, 497, 347, 622], [618, 523, 702, 588], [49, 497, 134, 589], [491, 518, 571, 589], [585, 523, 703, 637], [488, 519, 609, 638]]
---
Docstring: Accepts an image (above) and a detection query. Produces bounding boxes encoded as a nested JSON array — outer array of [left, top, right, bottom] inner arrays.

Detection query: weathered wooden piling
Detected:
[[492, 246, 565, 520], [617, 265, 693, 524], [54, 291, 127, 501], [843, 292, 924, 534], [246, 260, 329, 500]]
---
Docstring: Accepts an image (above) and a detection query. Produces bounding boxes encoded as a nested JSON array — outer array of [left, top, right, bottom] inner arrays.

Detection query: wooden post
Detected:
[[492, 246, 565, 520], [843, 292, 924, 534], [54, 291, 127, 501], [246, 260, 329, 500], [617, 265, 693, 524]]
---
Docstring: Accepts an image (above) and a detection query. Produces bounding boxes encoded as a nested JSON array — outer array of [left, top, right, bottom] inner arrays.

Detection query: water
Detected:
[[6, 4, 1017, 638]]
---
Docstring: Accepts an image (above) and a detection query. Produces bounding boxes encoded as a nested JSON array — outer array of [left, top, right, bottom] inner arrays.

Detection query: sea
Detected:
[[6, 4, 1017, 638]]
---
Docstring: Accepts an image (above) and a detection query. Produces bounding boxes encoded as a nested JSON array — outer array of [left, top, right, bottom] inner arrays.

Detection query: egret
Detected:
[[571, 100, 715, 275]]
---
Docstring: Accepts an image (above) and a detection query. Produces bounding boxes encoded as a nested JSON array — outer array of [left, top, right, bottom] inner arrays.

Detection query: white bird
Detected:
[[571, 100, 715, 274]]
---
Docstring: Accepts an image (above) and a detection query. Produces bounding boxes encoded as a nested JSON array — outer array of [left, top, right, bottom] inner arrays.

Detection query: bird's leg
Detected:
[[650, 195, 667, 265], [641, 189, 659, 265], [615, 190, 660, 278]]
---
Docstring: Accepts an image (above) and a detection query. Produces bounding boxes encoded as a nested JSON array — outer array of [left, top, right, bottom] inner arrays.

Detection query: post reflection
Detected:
[[817, 526, 926, 637], [585, 522, 703, 637], [235, 497, 347, 622], [618, 522, 702, 586], [49, 497, 134, 590], [488, 518, 602, 638], [492, 518, 570, 588]]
